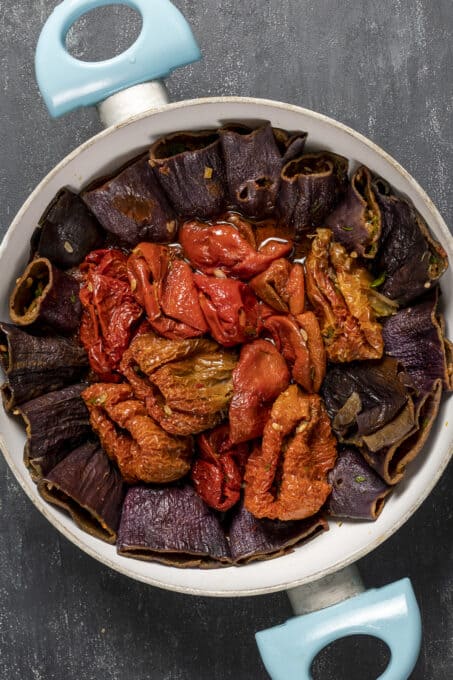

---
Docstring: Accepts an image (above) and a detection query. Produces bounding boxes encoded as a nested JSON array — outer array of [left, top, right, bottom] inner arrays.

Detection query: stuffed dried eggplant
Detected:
[[244, 386, 337, 521], [149, 130, 226, 218], [83, 155, 177, 246], [263, 312, 326, 393], [220, 122, 282, 218], [305, 228, 385, 362], [229, 504, 327, 563], [321, 358, 441, 484], [35, 189, 104, 268], [325, 165, 381, 258], [382, 291, 453, 394], [360, 381, 443, 484], [229, 339, 290, 444], [127, 242, 208, 339], [10, 258, 81, 335], [249, 259, 305, 314], [277, 151, 348, 240], [191, 424, 249, 511], [272, 127, 308, 164], [222, 124, 307, 166], [0, 322, 88, 410], [322, 358, 411, 440], [39, 442, 124, 544], [179, 219, 292, 280], [19, 383, 91, 480], [82, 382, 193, 484], [372, 179, 448, 304], [117, 484, 231, 567], [326, 447, 391, 520]]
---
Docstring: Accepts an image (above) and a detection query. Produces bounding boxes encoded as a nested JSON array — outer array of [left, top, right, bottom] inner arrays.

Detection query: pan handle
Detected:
[[35, 0, 201, 119], [256, 577, 421, 680]]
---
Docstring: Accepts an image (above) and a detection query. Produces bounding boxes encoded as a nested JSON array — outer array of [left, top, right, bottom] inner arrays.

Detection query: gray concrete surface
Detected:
[[0, 1, 452, 678]]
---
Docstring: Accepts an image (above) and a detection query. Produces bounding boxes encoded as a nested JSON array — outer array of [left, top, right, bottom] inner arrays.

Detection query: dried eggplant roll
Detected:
[[322, 358, 411, 440], [83, 154, 177, 246], [9, 258, 81, 335], [359, 380, 443, 484], [382, 290, 453, 394], [222, 123, 307, 164], [35, 189, 104, 268], [322, 358, 442, 484], [276, 151, 348, 241], [228, 503, 327, 564], [372, 178, 448, 305], [220, 122, 282, 218], [325, 165, 381, 258], [18, 383, 91, 480], [326, 447, 391, 520], [0, 322, 88, 410], [149, 130, 226, 218], [117, 485, 231, 568], [39, 442, 125, 544], [272, 127, 308, 163]]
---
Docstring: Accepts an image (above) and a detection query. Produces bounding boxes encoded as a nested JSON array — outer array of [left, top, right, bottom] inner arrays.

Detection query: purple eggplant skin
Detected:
[[36, 189, 104, 268], [276, 151, 348, 241], [117, 484, 231, 568], [325, 165, 381, 258], [0, 322, 88, 410], [360, 379, 442, 485], [83, 154, 177, 246], [18, 383, 91, 480], [372, 178, 448, 305], [272, 128, 308, 164], [149, 130, 227, 219], [382, 291, 453, 394], [9, 258, 81, 335], [39, 442, 125, 544], [220, 122, 282, 218], [326, 447, 391, 520], [228, 503, 327, 563], [221, 124, 307, 165], [321, 358, 410, 438]]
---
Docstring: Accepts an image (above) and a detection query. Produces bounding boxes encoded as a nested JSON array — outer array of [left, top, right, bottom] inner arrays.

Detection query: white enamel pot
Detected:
[[1, 1, 452, 678]]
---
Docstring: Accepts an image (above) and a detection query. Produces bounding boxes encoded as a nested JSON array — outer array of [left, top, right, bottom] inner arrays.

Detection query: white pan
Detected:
[[1, 1, 452, 678]]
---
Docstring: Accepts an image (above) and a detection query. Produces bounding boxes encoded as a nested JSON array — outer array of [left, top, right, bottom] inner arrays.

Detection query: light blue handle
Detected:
[[256, 578, 421, 680], [35, 0, 201, 117]]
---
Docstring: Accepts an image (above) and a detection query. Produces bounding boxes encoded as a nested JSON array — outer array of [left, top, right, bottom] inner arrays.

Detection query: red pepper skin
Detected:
[[79, 249, 142, 381], [82, 248, 129, 279], [193, 274, 264, 347], [191, 424, 249, 511], [127, 242, 208, 339], [229, 339, 290, 443], [180, 219, 292, 280], [264, 313, 326, 393], [249, 259, 305, 314]]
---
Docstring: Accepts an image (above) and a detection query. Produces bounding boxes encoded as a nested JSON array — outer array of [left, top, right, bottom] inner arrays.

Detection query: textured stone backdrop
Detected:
[[0, 1, 452, 678]]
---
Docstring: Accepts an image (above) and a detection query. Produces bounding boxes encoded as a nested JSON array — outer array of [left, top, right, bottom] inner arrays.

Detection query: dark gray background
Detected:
[[1, 1, 452, 678]]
